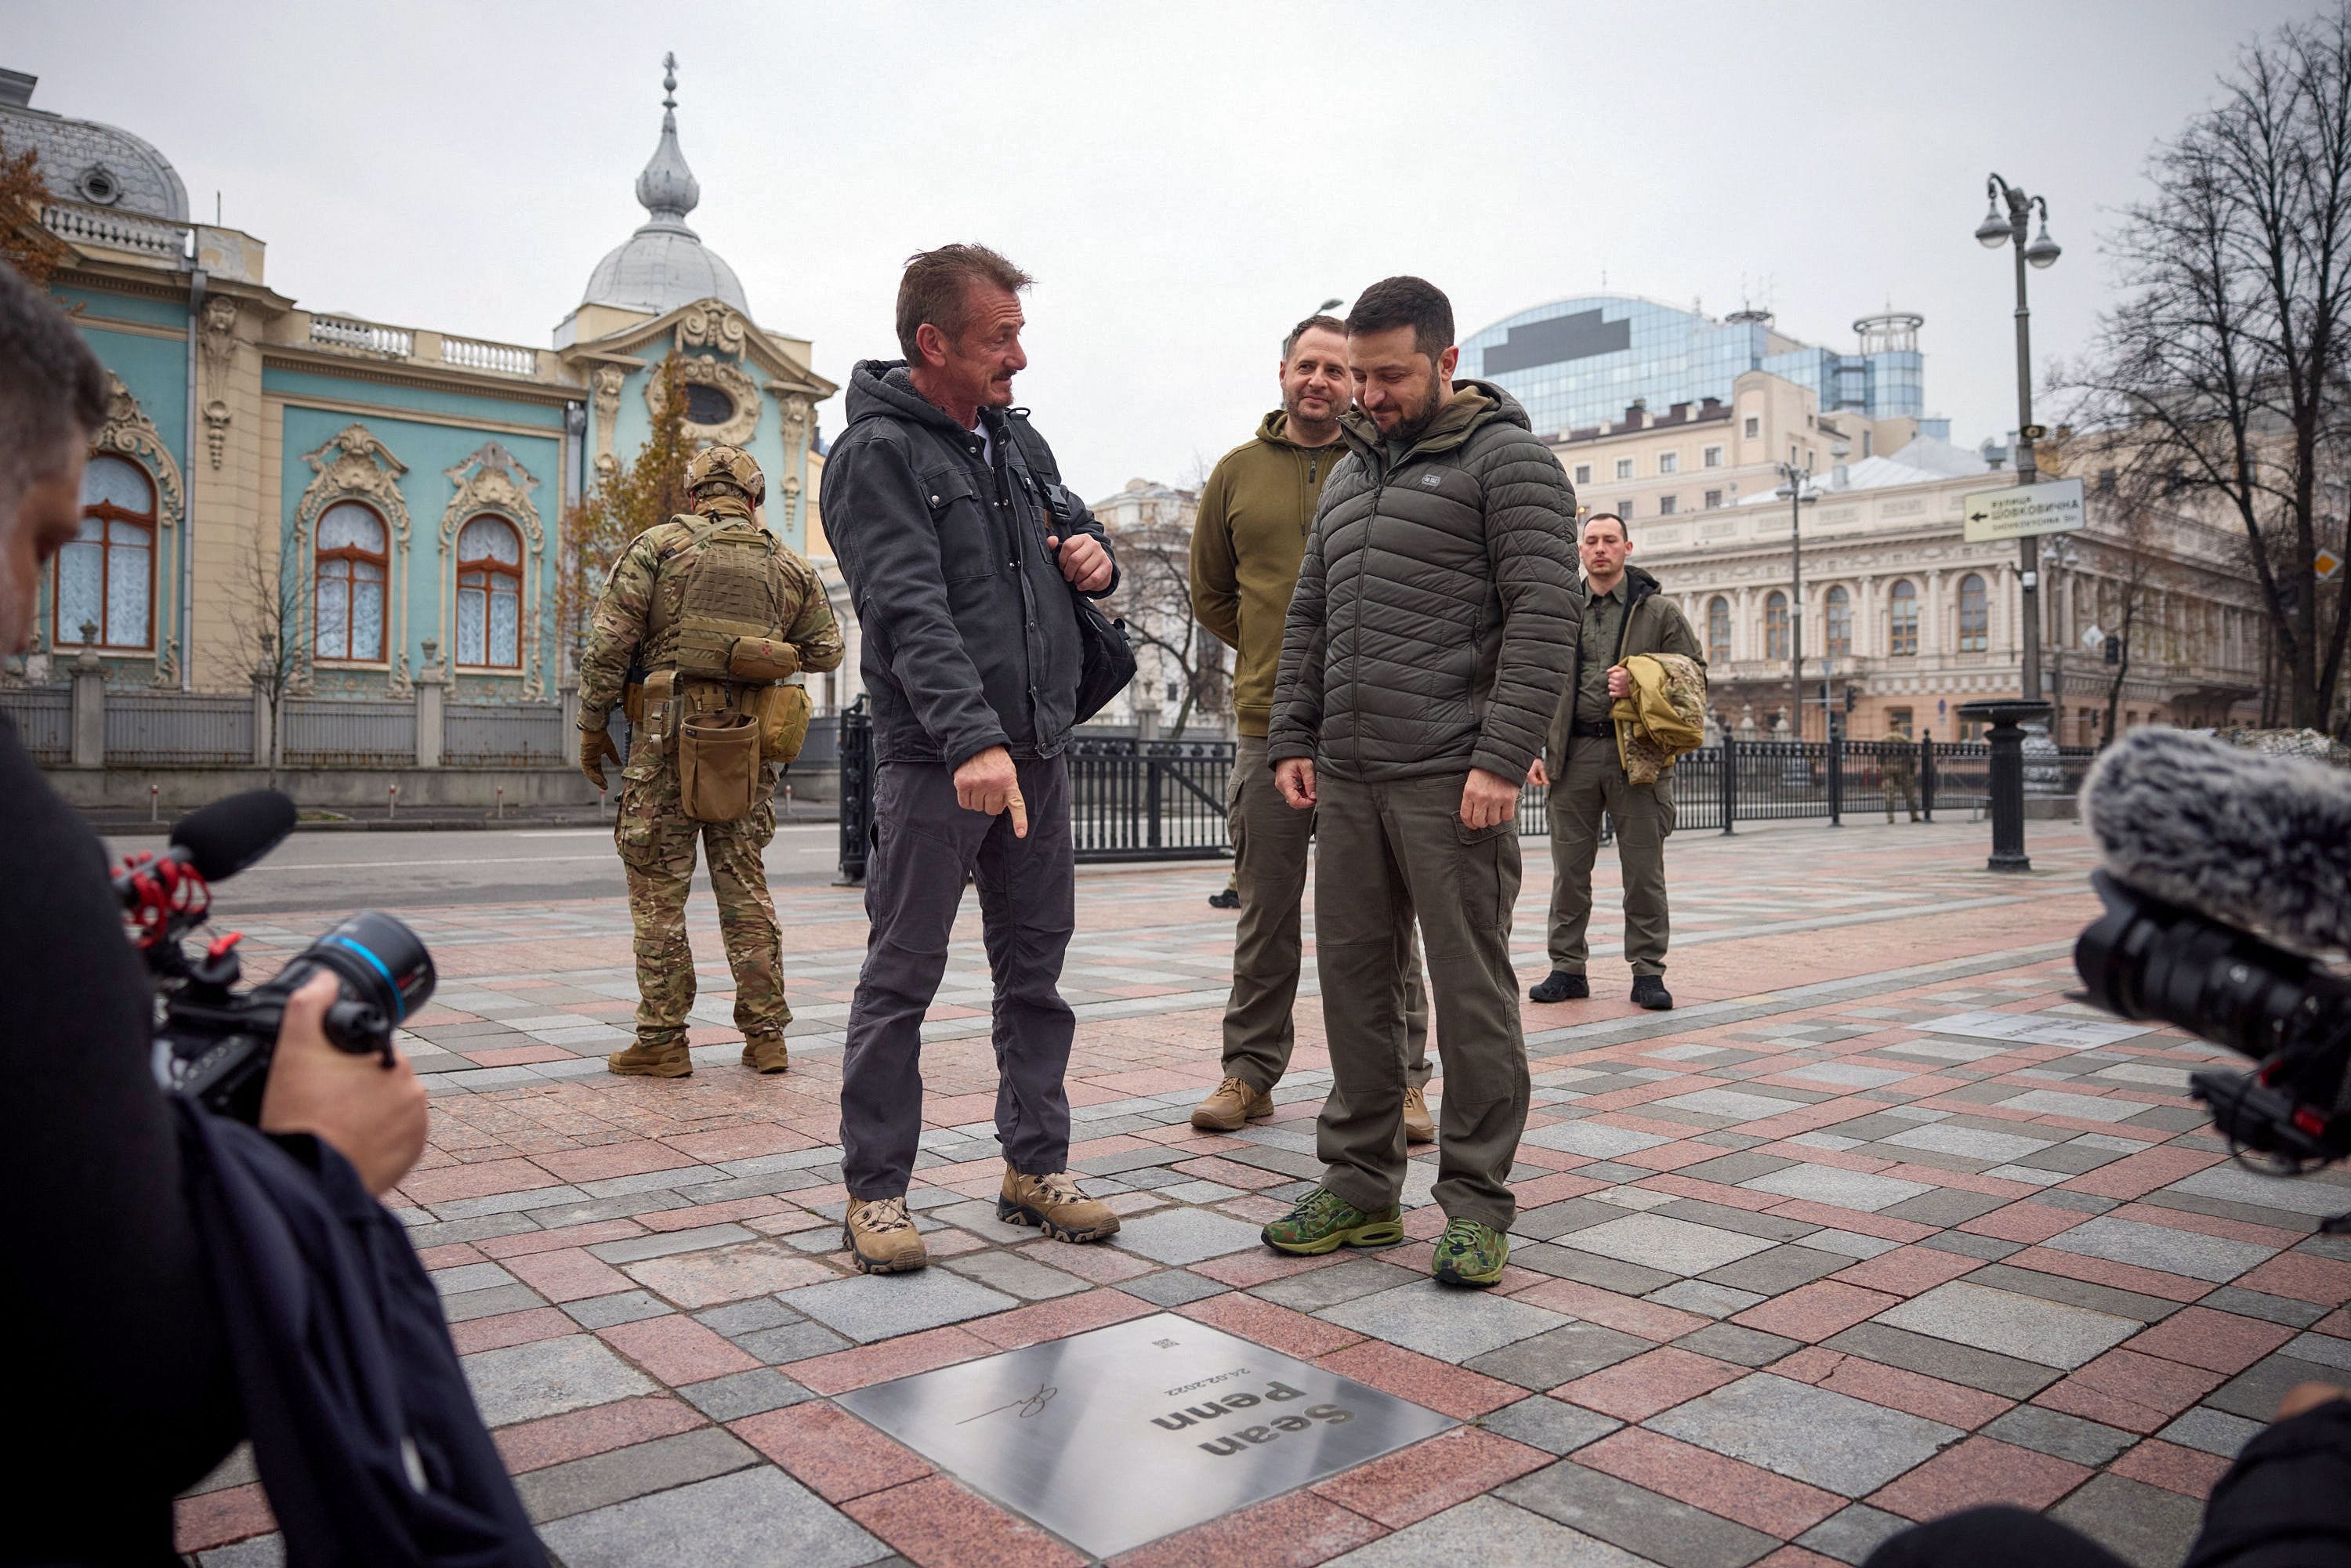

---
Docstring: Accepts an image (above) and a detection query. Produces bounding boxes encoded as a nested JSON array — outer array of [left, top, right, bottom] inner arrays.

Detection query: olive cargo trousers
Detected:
[[1546, 735, 1675, 977]]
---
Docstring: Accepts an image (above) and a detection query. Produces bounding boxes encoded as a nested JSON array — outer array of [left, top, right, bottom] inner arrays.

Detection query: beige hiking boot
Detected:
[[741, 1034, 790, 1074], [999, 1168, 1121, 1243], [843, 1196, 929, 1274], [607, 1037, 692, 1077], [1403, 1084, 1436, 1145], [1190, 1075, 1276, 1132]]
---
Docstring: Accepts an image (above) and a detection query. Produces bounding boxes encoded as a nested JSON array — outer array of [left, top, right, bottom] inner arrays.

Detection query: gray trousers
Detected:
[[840, 756, 1075, 1200], [1313, 772, 1529, 1232], [1546, 735, 1674, 976], [1224, 735, 1430, 1094]]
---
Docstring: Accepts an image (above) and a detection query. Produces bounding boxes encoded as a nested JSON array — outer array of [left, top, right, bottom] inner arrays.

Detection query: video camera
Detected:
[[115, 789, 437, 1124], [2073, 731, 2351, 1209]]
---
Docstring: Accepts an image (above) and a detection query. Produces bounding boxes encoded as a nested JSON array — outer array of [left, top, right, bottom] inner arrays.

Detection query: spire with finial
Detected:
[[633, 50, 701, 229]]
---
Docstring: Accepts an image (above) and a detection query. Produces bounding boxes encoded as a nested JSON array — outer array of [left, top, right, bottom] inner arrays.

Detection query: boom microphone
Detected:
[[114, 788, 298, 905], [2082, 729, 2351, 957]]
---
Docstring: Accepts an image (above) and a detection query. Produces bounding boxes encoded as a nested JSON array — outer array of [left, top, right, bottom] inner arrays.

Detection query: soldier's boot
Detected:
[[999, 1168, 1121, 1244], [843, 1197, 928, 1274], [1190, 1075, 1275, 1132], [607, 1035, 692, 1077], [741, 1033, 790, 1074], [1402, 1084, 1437, 1146]]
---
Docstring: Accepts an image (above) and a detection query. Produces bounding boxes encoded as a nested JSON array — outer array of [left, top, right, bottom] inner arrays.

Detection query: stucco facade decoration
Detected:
[[5, 56, 837, 709]]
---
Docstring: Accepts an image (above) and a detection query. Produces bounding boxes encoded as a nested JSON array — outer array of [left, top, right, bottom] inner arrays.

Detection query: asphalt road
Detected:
[[104, 823, 847, 916]]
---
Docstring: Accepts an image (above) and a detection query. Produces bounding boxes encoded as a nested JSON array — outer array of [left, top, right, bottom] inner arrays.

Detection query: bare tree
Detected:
[[223, 534, 303, 782], [2063, 7, 2351, 730], [2098, 498, 2172, 744], [1103, 507, 1225, 737]]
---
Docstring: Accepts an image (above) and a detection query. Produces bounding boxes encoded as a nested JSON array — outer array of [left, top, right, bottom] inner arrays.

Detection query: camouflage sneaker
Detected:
[[1431, 1216, 1509, 1287], [607, 1037, 691, 1077], [1261, 1187, 1404, 1255]]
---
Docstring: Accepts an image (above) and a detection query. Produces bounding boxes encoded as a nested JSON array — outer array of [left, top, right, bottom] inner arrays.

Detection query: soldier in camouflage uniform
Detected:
[[577, 444, 844, 1077]]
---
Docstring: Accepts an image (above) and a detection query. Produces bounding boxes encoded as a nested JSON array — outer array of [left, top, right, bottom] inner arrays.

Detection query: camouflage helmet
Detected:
[[686, 444, 765, 503]]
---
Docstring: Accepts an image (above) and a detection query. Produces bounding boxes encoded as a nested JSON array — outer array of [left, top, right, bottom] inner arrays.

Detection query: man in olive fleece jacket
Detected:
[[1263, 277, 1580, 1287], [1188, 316, 1432, 1139]]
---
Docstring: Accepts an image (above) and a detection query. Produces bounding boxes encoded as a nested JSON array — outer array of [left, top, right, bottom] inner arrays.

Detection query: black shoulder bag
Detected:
[[1003, 415, 1136, 724]]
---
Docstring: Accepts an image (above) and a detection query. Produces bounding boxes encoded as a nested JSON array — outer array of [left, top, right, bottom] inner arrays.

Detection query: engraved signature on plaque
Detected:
[[958, 1381, 1058, 1425]]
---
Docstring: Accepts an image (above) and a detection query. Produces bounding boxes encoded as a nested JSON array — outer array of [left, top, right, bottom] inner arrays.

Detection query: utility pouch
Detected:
[[621, 681, 646, 730], [727, 636, 799, 682], [679, 711, 760, 822], [670, 625, 739, 680], [639, 670, 676, 758], [752, 683, 813, 764]]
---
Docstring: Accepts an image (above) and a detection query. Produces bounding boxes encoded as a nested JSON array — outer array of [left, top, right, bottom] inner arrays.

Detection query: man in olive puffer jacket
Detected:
[[1262, 276, 1581, 1287]]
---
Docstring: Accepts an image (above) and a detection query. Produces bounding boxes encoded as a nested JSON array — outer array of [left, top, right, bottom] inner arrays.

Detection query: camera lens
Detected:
[[299, 911, 437, 1034]]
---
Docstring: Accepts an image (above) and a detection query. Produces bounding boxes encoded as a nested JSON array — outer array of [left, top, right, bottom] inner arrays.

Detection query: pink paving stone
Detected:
[[449, 1306, 578, 1356], [746, 1208, 836, 1239], [1554, 1345, 1744, 1422], [2123, 1306, 2295, 1375], [1177, 1293, 1367, 1360], [1755, 1550, 1845, 1568], [1219, 1193, 1294, 1224], [491, 1395, 706, 1474], [1511, 1276, 1708, 1342], [1769, 1346, 1846, 1385], [1308, 1427, 1551, 1529], [1510, 1171, 1611, 1205], [481, 1219, 653, 1260], [502, 1246, 634, 1304], [415, 1240, 487, 1269], [842, 1475, 1087, 1568], [787, 1326, 996, 1396], [1192, 1248, 1346, 1289], [1635, 1172, 1786, 1212], [2110, 1438, 2233, 1499], [2034, 1349, 2227, 1434], [1732, 1280, 1899, 1344], [462, 1044, 578, 1066], [1313, 1341, 1524, 1420], [729, 1400, 933, 1502], [1012, 1238, 1157, 1284], [1105, 1488, 1386, 1568], [1869, 1436, 2093, 1521], [596, 1313, 759, 1385], [2004, 1246, 2211, 1303], [532, 1139, 704, 1184], [966, 1288, 1157, 1352], [2059, 1146, 2223, 1200], [1617, 1141, 1719, 1173], [2235, 1250, 2351, 1305], [657, 1123, 820, 1164], [1817, 1354, 2014, 1430], [1754, 1199, 1934, 1243], [624, 1242, 842, 1309], [1958, 1201, 2085, 1244], [1577, 1427, 1845, 1538], [1067, 1133, 1157, 1161], [173, 1483, 273, 1552], [1171, 1154, 1291, 1190], [397, 1156, 565, 1206], [1828, 1246, 1986, 1298]]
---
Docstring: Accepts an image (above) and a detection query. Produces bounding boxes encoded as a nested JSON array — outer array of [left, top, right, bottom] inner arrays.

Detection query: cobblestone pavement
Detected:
[[179, 820, 2351, 1567]]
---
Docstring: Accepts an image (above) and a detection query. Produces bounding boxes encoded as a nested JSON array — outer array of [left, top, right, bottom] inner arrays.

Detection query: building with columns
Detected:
[[4, 56, 833, 709]]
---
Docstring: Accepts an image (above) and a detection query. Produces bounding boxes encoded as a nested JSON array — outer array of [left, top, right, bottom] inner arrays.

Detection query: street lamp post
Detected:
[[1976, 174, 2062, 707], [1775, 459, 1820, 736]]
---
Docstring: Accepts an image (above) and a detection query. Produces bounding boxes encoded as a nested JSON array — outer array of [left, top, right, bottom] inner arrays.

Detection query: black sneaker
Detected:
[[1528, 969, 1589, 1003], [1632, 975, 1674, 1011], [1207, 889, 1241, 910]]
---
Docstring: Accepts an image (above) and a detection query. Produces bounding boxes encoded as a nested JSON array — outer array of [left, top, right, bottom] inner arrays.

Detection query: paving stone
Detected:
[[2282, 1331, 2351, 1372], [1824, 1323, 2059, 1400], [1476, 1396, 1624, 1456], [1674, 1323, 1802, 1368], [517, 1427, 759, 1523], [675, 1369, 813, 1421], [1878, 1189, 2012, 1226], [196, 1539, 284, 1568], [2040, 1215, 2276, 1284], [1326, 1494, 1653, 1567], [777, 1269, 1019, 1345], [1880, 1122, 2059, 1164], [1740, 1164, 1933, 1213], [2200, 1287, 2330, 1329], [1795, 1503, 1913, 1566], [536, 1465, 889, 1568], [587, 1223, 761, 1265], [735, 1321, 855, 1365], [1918, 1230, 2023, 1262], [1981, 1405, 2135, 1466], [564, 1291, 675, 1330], [2157, 1406, 2265, 1458], [441, 1284, 546, 1323], [1646, 1280, 1766, 1318], [1509, 1198, 1625, 1242], [461, 1334, 658, 1427], [2207, 1353, 2344, 1421], [1878, 1281, 2140, 1370], [1556, 1213, 1777, 1277], [431, 1261, 520, 1295], [1506, 1244, 1682, 1296], [1465, 1320, 1654, 1389], [1250, 1256, 1420, 1313], [1699, 1244, 1849, 1295], [1118, 1268, 1230, 1308], [1318, 1280, 1569, 1362], [1498, 1458, 1780, 1568], [1654, 1198, 1823, 1242], [697, 1298, 800, 1338], [1964, 1262, 2179, 1325], [1650, 1373, 1962, 1497], [1675, 1152, 1801, 1186], [936, 1249, 1090, 1301], [1657, 1087, 1821, 1121], [1519, 1121, 1674, 1159], [2047, 1472, 2206, 1568], [1107, 1206, 1267, 1265], [2169, 1164, 2351, 1219]]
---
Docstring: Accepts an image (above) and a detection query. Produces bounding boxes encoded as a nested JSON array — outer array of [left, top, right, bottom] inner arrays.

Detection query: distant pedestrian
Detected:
[[1261, 277, 1579, 1287], [1882, 722, 1921, 822], [1188, 313, 1434, 1143]]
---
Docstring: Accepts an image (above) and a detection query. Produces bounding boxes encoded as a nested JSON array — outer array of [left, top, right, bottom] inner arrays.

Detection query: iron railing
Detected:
[[280, 698, 416, 768], [443, 701, 564, 766], [103, 691, 252, 766], [0, 686, 72, 764]]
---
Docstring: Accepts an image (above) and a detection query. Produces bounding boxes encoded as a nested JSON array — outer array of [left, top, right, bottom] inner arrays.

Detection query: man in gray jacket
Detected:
[[1262, 277, 1581, 1287]]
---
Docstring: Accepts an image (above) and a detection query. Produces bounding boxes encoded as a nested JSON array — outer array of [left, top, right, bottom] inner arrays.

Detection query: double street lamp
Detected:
[[1976, 174, 2062, 708]]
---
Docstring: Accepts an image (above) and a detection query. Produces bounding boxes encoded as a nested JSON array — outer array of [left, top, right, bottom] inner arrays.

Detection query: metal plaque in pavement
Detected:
[[1919, 1009, 2149, 1050], [835, 1311, 1454, 1559]]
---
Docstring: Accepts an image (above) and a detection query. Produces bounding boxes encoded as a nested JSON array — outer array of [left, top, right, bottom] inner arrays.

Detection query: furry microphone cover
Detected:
[[2082, 729, 2351, 958]]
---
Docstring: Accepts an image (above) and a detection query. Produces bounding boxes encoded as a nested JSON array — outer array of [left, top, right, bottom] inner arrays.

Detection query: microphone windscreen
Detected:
[[169, 789, 297, 882], [2083, 729, 2351, 956]]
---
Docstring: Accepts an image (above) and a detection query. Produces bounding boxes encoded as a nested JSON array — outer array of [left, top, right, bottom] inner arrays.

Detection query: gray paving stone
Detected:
[[563, 1291, 674, 1330], [2169, 1164, 2351, 1219], [1107, 1206, 1267, 1265], [1675, 1322, 1802, 1368], [1251, 1256, 1419, 1313], [587, 1223, 760, 1265], [1499, 1459, 1779, 1568], [2040, 1215, 2276, 1284], [1476, 1396, 1624, 1455], [2038, 1189, 2122, 1214], [777, 1269, 1018, 1344], [1511, 1242, 1682, 1296], [518, 1427, 759, 1523], [1646, 1280, 1766, 1318], [1918, 1229, 2023, 1261], [2048, 1472, 2205, 1568], [1318, 1280, 1568, 1362], [1877, 1280, 2139, 1369], [1879, 1188, 2012, 1226], [1653, 1198, 1823, 1242], [1653, 1373, 1962, 1496], [2158, 1406, 2265, 1458], [1328, 1495, 1654, 1567], [197, 1538, 284, 1568], [429, 1262, 519, 1295], [440, 1284, 545, 1323], [1698, 1244, 1849, 1295], [1465, 1320, 1654, 1389], [936, 1248, 1089, 1301], [2208, 1353, 2344, 1421], [1675, 1152, 1801, 1185], [536, 1465, 889, 1568], [1556, 1212, 1777, 1277], [1119, 1268, 1231, 1308], [1880, 1122, 2059, 1164], [1518, 1121, 1674, 1158], [2283, 1331, 2351, 1371], [1657, 1087, 1821, 1121], [2193, 1287, 2328, 1329], [697, 1298, 800, 1338], [736, 1321, 854, 1365], [1965, 1262, 2179, 1325], [1795, 1504, 1913, 1566], [1983, 1404, 2134, 1466], [1738, 1164, 1932, 1213], [1509, 1198, 1626, 1242], [1823, 1322, 2058, 1400], [461, 1334, 658, 1427], [676, 1369, 813, 1421]]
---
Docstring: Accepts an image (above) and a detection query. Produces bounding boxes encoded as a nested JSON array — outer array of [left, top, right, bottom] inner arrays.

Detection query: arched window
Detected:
[[1706, 596, 1731, 665], [314, 502, 387, 662], [1765, 591, 1789, 661], [57, 453, 155, 649], [1888, 579, 1918, 656], [1958, 573, 1989, 652], [1824, 585, 1853, 658], [455, 516, 523, 668]]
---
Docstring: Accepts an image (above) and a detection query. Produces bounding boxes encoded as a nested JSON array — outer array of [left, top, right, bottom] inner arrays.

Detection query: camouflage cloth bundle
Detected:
[[1611, 653, 1708, 786]]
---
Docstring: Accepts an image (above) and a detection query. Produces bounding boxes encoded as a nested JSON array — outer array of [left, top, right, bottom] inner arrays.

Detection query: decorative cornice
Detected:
[[440, 441, 545, 553], [677, 301, 748, 357], [260, 346, 585, 406], [91, 372, 184, 529], [645, 353, 761, 445], [297, 423, 410, 548]]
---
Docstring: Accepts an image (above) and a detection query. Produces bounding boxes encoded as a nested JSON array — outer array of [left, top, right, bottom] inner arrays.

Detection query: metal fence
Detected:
[[1067, 738, 1233, 861], [443, 701, 564, 766], [280, 698, 417, 768], [0, 686, 72, 764], [103, 691, 252, 766]]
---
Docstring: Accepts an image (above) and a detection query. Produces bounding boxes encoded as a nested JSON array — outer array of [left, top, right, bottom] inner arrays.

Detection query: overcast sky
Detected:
[[4, 0, 2323, 500]]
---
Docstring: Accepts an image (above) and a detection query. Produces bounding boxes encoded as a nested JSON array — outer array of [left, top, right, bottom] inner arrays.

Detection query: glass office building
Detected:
[[1459, 295, 1925, 439]]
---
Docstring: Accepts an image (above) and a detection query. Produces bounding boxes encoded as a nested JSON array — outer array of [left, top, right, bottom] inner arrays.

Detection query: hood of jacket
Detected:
[[1252, 407, 1341, 451], [1337, 377, 1525, 469], [846, 358, 975, 436]]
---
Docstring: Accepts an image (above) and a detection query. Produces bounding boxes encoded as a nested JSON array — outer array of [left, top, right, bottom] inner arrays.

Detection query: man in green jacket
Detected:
[[1189, 315, 1433, 1141]]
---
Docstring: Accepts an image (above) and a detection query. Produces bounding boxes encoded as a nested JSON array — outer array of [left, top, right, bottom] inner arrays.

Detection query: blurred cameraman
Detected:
[[0, 263, 427, 1563]]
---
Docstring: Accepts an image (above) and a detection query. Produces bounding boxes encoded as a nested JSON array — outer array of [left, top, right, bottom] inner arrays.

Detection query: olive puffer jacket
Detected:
[[1267, 380, 1581, 784]]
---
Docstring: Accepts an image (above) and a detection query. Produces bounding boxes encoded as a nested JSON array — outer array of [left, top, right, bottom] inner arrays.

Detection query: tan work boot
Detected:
[[607, 1037, 692, 1077], [999, 1168, 1121, 1243], [1403, 1084, 1436, 1145], [741, 1034, 790, 1074], [1190, 1075, 1276, 1132], [842, 1196, 928, 1274]]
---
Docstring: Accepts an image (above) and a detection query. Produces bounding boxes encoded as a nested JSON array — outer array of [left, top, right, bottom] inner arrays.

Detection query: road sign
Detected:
[[1964, 477, 2086, 542], [2081, 623, 2106, 651], [2319, 549, 2345, 582]]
